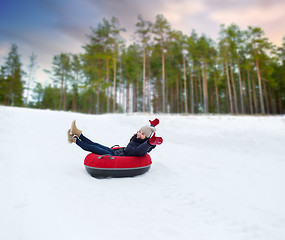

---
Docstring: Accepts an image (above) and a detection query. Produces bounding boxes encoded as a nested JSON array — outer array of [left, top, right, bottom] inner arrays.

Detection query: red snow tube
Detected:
[[84, 148, 152, 178]]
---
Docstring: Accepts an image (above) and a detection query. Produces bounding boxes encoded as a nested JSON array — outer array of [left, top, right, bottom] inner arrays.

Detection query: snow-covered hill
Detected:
[[1, 106, 285, 240]]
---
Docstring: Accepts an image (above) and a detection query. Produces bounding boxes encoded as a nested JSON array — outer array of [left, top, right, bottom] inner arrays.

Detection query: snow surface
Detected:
[[1, 106, 285, 240]]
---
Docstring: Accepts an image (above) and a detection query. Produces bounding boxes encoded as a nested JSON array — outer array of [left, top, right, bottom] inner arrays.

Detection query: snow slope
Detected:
[[0, 106, 285, 240]]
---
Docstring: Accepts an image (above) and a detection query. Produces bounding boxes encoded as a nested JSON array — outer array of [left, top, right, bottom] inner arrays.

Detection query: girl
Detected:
[[68, 118, 163, 156]]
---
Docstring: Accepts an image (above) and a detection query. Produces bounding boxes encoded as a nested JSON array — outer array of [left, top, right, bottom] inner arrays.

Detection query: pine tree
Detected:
[[32, 82, 44, 108], [70, 54, 82, 112], [25, 52, 38, 106], [110, 17, 125, 112], [246, 27, 273, 114], [0, 44, 25, 106], [186, 31, 199, 113], [135, 14, 152, 112], [152, 14, 171, 113], [197, 35, 211, 113]]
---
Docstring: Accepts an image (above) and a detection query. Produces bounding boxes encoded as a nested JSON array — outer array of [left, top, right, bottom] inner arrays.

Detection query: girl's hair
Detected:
[[130, 133, 149, 142]]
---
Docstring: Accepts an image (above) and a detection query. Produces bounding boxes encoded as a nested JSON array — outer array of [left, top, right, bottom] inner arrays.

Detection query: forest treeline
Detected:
[[1, 14, 285, 114]]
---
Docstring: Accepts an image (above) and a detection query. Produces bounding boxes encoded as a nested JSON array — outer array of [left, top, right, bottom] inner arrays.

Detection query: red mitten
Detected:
[[149, 118, 159, 127], [149, 133, 163, 145]]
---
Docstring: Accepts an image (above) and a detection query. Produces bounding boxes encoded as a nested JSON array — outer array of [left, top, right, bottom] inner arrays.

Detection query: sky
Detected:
[[0, 0, 284, 86]]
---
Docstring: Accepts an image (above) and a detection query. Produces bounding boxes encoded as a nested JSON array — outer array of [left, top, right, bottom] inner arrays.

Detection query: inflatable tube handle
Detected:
[[111, 144, 120, 148], [98, 154, 115, 160]]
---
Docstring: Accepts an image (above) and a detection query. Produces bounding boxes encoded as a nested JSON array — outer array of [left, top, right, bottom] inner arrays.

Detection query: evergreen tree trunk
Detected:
[[229, 61, 238, 113], [182, 53, 188, 113], [263, 82, 270, 114], [143, 47, 146, 112], [113, 44, 117, 113], [202, 60, 208, 113], [88, 94, 92, 114], [133, 80, 138, 112], [213, 68, 220, 113], [64, 72, 68, 111], [170, 85, 174, 113], [198, 68, 203, 112], [225, 58, 234, 113], [162, 48, 166, 112], [156, 77, 162, 113], [137, 75, 140, 111], [176, 73, 179, 113], [63, 82, 67, 111], [209, 87, 215, 113], [106, 59, 110, 113], [53, 87, 57, 110], [3, 81, 8, 105], [237, 65, 244, 114], [73, 70, 79, 112], [252, 76, 258, 114], [96, 83, 100, 114], [189, 67, 194, 114], [147, 52, 151, 112], [247, 69, 254, 114], [270, 88, 277, 114], [255, 58, 265, 114], [126, 83, 130, 113], [278, 93, 283, 114], [194, 71, 199, 113], [72, 85, 77, 112], [225, 78, 230, 113], [25, 70, 32, 107], [60, 77, 64, 110]]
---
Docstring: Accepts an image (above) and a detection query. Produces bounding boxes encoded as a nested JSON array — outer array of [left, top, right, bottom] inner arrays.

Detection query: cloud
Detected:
[[1, 0, 284, 85], [210, 2, 285, 26], [80, 0, 207, 43], [0, 43, 10, 57], [159, 0, 205, 23], [208, 1, 285, 45]]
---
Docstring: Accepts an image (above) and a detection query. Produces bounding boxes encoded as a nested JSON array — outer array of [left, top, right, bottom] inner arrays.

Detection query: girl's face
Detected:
[[137, 130, 146, 139]]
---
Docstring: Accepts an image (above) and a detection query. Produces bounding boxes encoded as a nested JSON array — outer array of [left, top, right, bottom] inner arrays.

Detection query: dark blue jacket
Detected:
[[114, 134, 156, 156]]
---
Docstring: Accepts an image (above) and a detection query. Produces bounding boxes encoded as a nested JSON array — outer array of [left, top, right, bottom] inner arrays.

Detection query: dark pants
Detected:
[[75, 134, 115, 155]]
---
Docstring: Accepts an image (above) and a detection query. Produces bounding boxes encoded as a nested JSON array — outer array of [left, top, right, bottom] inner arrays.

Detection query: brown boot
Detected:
[[71, 120, 82, 137], [68, 129, 78, 143], [67, 129, 73, 143], [67, 129, 77, 143]]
